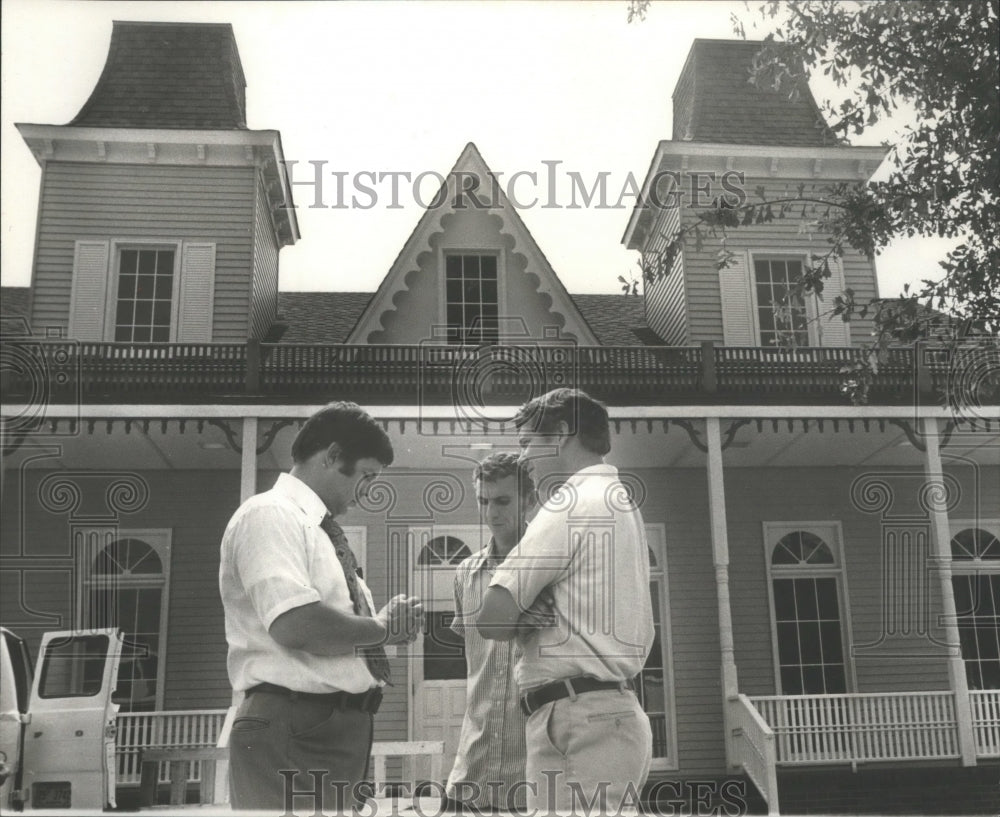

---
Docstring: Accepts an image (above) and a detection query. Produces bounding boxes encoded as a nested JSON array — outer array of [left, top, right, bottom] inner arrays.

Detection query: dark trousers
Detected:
[[229, 689, 374, 811]]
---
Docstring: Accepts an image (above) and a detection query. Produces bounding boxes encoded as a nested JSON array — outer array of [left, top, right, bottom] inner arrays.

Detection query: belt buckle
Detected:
[[520, 694, 534, 717]]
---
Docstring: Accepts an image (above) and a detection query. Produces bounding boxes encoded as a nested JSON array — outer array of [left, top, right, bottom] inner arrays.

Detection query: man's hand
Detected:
[[377, 594, 424, 645], [516, 587, 557, 638]]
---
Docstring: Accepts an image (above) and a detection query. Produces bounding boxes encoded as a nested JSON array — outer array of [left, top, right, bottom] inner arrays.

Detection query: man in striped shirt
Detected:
[[444, 453, 539, 812]]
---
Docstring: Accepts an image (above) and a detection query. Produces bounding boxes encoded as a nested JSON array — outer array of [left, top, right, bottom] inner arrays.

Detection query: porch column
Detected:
[[706, 418, 740, 767], [240, 417, 258, 503], [920, 416, 976, 765]]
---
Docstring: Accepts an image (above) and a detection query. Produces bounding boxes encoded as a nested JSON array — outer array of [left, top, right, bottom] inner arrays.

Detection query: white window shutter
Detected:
[[69, 240, 110, 341], [818, 255, 850, 347], [719, 250, 756, 346], [177, 242, 216, 343]]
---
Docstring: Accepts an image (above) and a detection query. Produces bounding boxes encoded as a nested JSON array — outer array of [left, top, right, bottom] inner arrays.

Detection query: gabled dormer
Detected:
[[16, 21, 298, 344], [624, 39, 887, 348], [347, 143, 599, 346]]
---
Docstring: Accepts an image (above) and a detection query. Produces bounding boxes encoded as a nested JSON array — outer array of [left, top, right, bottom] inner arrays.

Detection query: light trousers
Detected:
[[524, 688, 653, 814]]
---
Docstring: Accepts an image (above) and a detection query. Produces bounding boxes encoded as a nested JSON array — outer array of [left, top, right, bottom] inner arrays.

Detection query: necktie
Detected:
[[320, 514, 391, 685]]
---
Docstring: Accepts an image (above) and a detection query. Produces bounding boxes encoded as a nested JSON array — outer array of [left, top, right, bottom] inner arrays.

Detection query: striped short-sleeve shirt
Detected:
[[445, 541, 529, 810]]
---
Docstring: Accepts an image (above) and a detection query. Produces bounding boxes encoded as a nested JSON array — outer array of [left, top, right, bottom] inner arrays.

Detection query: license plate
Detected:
[[33, 782, 72, 808]]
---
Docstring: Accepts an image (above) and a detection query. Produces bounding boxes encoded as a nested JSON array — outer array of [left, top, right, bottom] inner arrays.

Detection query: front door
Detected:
[[21, 629, 123, 811], [414, 611, 467, 781]]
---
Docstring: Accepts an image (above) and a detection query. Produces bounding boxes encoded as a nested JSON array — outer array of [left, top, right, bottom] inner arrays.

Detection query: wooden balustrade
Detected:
[[749, 692, 960, 765], [970, 690, 1000, 758], [729, 694, 779, 816], [116, 709, 228, 786], [1, 339, 987, 404]]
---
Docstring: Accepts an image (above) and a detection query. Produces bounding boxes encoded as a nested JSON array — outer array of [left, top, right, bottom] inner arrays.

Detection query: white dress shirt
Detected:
[[219, 472, 380, 694]]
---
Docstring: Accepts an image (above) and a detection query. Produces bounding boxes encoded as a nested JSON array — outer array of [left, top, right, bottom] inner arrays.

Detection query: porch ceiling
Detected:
[[5, 415, 996, 472]]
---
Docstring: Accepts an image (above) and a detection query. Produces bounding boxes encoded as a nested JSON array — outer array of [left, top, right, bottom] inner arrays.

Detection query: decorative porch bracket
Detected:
[[205, 419, 295, 455]]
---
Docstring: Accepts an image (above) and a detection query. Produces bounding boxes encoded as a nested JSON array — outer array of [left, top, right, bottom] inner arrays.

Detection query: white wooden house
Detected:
[[1, 24, 997, 814]]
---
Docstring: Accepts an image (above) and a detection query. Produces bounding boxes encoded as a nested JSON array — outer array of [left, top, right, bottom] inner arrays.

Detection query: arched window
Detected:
[[417, 535, 471, 566], [81, 531, 171, 712], [766, 524, 850, 695], [951, 523, 1000, 690]]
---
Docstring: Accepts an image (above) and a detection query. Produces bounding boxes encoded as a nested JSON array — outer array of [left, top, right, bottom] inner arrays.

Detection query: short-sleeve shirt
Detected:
[[219, 472, 380, 694], [445, 541, 528, 810], [489, 464, 654, 692]]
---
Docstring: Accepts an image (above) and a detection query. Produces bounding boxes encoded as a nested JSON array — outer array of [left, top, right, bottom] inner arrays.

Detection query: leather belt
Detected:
[[247, 682, 383, 714], [520, 676, 635, 717]]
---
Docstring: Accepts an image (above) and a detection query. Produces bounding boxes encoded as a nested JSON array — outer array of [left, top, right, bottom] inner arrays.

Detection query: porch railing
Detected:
[[116, 709, 229, 786], [749, 692, 960, 765], [729, 695, 779, 816], [970, 690, 1000, 758], [0, 339, 974, 405]]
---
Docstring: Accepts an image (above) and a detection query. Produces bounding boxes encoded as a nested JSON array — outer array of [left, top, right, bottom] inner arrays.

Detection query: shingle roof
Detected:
[[570, 294, 652, 346], [276, 292, 374, 344], [1, 287, 30, 318], [275, 291, 654, 346], [70, 21, 247, 129], [0, 287, 655, 346], [673, 39, 838, 147]]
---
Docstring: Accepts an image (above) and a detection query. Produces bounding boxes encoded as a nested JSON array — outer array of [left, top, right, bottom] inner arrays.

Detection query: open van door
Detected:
[[1, 628, 34, 811], [21, 629, 123, 811]]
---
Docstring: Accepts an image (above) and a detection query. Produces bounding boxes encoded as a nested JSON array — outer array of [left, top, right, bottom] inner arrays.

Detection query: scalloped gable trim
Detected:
[[345, 143, 600, 346]]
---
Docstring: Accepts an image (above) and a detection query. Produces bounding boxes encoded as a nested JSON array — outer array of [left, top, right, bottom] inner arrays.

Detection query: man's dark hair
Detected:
[[473, 451, 534, 498], [291, 401, 394, 468], [513, 388, 611, 456]]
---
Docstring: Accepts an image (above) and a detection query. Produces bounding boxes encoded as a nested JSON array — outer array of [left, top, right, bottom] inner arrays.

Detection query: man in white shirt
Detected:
[[220, 401, 423, 810], [478, 388, 654, 813]]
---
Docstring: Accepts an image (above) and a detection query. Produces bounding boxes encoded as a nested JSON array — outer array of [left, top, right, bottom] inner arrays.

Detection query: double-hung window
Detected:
[[445, 254, 499, 345], [951, 522, 1000, 690], [765, 523, 852, 694], [113, 248, 176, 342], [754, 257, 810, 348]]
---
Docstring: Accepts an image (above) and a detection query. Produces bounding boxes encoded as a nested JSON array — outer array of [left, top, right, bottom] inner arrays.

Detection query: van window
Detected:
[[38, 634, 109, 698]]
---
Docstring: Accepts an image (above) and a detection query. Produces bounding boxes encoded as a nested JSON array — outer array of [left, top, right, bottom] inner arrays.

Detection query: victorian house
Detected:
[[1, 23, 997, 814]]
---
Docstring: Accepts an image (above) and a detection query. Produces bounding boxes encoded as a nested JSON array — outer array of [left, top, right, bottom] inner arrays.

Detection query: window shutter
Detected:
[[69, 240, 110, 341], [719, 250, 756, 346], [818, 256, 850, 347], [177, 242, 216, 343]]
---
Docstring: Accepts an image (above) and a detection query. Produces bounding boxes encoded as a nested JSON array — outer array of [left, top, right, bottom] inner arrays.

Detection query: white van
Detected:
[[0, 627, 123, 811]]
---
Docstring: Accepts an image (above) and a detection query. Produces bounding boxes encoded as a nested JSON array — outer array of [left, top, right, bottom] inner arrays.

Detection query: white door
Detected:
[[22, 628, 123, 811], [414, 611, 467, 781]]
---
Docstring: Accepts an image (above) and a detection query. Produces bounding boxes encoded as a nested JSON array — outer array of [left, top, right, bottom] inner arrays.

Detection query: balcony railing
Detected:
[[116, 709, 229, 786], [748, 691, 972, 765], [970, 690, 1000, 758], [1, 339, 973, 405]]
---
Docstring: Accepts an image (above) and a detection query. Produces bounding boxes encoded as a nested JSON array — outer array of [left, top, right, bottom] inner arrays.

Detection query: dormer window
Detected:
[[113, 248, 176, 342], [445, 253, 499, 345], [754, 257, 810, 347]]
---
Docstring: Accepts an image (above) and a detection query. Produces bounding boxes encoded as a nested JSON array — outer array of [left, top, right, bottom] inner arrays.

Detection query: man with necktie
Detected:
[[220, 401, 423, 810]]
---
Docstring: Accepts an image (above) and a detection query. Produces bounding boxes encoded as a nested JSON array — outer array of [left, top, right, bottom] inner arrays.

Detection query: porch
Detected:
[[729, 690, 1000, 814]]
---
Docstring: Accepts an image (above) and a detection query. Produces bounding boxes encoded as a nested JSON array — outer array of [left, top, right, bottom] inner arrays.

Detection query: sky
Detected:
[[1, 0, 958, 297]]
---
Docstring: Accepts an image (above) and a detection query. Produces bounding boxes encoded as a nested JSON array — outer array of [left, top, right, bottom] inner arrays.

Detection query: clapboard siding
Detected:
[[632, 467, 728, 775], [726, 466, 996, 696], [250, 173, 280, 339], [3, 461, 994, 774], [643, 196, 688, 344], [681, 176, 879, 345], [30, 163, 255, 341]]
